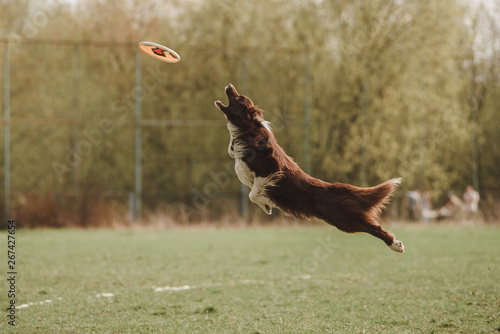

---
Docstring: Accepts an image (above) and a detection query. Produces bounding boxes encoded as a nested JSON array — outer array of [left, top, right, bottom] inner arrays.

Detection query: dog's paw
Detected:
[[389, 240, 405, 253]]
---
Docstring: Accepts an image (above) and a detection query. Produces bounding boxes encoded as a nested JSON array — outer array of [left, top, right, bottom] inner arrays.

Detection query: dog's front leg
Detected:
[[249, 176, 274, 215]]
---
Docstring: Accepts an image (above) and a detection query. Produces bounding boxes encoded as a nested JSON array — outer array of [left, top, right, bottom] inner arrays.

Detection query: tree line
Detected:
[[0, 0, 499, 226]]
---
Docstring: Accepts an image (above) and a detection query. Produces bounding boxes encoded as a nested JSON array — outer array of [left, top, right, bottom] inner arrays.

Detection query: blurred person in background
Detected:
[[463, 185, 480, 221], [437, 192, 463, 221], [404, 189, 422, 222], [421, 188, 435, 223]]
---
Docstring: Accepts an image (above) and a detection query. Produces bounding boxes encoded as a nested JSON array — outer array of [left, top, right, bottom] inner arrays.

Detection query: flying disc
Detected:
[[138, 41, 180, 63]]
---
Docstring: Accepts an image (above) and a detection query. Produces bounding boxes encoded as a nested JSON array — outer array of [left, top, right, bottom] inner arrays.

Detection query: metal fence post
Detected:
[[134, 50, 142, 221], [304, 52, 311, 174], [73, 45, 80, 194], [240, 56, 249, 220], [3, 43, 10, 222], [360, 82, 368, 187], [129, 192, 135, 226]]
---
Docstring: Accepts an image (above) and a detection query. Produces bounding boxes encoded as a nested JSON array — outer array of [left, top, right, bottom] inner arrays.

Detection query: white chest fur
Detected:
[[225, 120, 276, 215], [234, 158, 254, 188], [226, 122, 254, 187]]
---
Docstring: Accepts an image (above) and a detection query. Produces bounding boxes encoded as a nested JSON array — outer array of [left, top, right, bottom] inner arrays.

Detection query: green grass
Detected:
[[1, 224, 499, 333]]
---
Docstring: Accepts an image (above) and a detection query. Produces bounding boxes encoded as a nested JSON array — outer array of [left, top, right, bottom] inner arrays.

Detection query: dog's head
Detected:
[[215, 84, 265, 128]]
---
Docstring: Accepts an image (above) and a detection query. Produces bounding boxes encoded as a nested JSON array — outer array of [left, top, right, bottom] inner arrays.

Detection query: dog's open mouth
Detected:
[[214, 100, 230, 117], [215, 100, 226, 110], [215, 84, 241, 115]]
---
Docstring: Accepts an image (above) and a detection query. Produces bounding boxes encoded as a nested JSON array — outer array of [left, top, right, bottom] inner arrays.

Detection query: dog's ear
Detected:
[[249, 107, 264, 120]]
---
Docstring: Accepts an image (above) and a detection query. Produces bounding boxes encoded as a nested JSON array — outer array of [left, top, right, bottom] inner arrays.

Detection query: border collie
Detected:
[[215, 84, 404, 252]]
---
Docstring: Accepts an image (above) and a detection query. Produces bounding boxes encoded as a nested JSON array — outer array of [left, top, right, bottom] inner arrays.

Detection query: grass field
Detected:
[[1, 224, 499, 333]]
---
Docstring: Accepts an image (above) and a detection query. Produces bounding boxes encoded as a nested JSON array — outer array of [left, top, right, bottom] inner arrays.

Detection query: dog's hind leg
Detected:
[[364, 223, 405, 253], [249, 175, 276, 215], [330, 214, 405, 253], [324, 179, 404, 252]]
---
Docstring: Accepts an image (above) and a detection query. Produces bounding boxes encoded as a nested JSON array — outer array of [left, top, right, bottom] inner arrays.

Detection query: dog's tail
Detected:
[[353, 177, 402, 220], [316, 177, 403, 251]]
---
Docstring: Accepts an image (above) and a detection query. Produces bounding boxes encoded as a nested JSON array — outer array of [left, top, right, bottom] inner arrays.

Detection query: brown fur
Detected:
[[216, 84, 402, 250]]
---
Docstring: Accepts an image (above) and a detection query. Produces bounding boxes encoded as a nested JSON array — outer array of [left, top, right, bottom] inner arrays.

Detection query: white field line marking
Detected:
[[18, 291, 114, 310], [18, 277, 308, 309], [96, 293, 114, 297], [154, 285, 194, 292], [17, 297, 63, 309], [153, 276, 314, 293]]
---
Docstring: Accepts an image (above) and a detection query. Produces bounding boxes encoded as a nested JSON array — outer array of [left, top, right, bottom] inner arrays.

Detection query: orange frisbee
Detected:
[[138, 41, 180, 63]]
